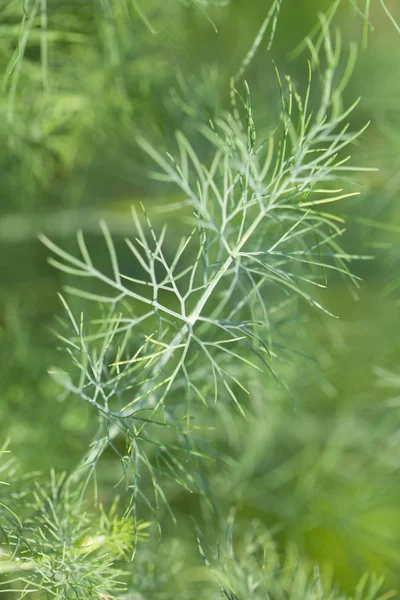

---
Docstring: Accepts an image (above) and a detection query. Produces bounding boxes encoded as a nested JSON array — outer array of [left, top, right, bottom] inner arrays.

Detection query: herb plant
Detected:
[[1, 1, 400, 599], [38, 19, 368, 514]]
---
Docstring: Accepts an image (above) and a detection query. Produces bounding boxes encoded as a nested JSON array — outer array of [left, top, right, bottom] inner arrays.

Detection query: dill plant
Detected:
[[196, 513, 392, 600], [0, 472, 135, 598], [37, 19, 369, 514], [1, 1, 400, 599]]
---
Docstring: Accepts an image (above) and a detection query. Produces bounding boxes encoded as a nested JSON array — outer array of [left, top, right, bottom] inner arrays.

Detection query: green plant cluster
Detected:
[[1, 0, 400, 598]]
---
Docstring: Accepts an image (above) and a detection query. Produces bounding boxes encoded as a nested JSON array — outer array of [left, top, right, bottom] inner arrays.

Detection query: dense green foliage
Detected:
[[1, 0, 400, 598]]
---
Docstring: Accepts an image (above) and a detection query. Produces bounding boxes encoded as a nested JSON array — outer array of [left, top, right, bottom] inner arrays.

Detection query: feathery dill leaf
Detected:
[[39, 25, 370, 519]]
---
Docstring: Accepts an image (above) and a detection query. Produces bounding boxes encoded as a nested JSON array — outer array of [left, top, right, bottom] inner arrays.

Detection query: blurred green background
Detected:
[[1, 0, 400, 596]]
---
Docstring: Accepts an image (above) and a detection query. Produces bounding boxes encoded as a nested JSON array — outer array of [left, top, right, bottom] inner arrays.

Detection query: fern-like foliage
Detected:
[[39, 25, 369, 515], [197, 515, 393, 600], [291, 0, 400, 58], [1, 0, 398, 598], [0, 472, 151, 599], [0, 447, 28, 549]]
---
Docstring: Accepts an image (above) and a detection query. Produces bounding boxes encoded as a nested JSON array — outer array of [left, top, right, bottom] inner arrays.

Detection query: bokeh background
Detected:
[[1, 0, 400, 596]]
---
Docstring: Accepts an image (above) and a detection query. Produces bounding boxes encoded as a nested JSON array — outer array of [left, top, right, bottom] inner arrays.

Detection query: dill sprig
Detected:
[[39, 24, 371, 517]]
